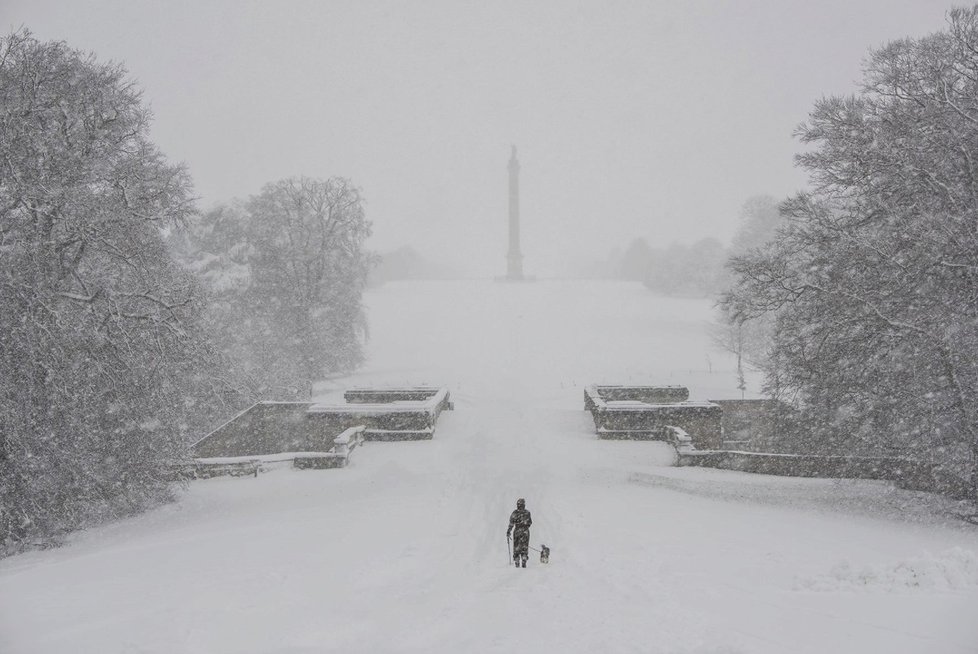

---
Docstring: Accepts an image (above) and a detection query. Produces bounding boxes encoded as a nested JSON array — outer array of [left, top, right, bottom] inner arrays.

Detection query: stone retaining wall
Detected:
[[584, 385, 722, 449], [676, 449, 970, 496], [192, 388, 453, 457], [192, 402, 320, 458], [584, 385, 689, 409]]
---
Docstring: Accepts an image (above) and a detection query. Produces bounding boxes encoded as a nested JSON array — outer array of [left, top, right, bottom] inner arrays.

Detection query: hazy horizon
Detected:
[[4, 0, 953, 276]]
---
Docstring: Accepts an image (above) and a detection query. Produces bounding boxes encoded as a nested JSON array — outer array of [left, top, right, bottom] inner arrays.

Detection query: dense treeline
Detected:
[[612, 196, 781, 299], [722, 8, 978, 500], [617, 236, 727, 297], [0, 31, 371, 552], [367, 246, 456, 286]]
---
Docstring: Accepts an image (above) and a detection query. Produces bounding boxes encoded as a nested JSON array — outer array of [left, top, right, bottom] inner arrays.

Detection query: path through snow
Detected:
[[2, 281, 977, 654]]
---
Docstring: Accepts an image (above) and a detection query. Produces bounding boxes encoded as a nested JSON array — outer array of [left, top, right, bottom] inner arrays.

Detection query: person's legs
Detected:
[[515, 531, 529, 568]]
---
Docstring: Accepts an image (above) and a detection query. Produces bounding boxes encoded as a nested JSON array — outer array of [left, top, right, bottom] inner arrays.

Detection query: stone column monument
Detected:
[[506, 145, 524, 281]]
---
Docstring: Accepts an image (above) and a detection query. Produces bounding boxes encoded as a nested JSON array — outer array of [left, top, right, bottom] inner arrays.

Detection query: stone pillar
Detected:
[[507, 145, 524, 280]]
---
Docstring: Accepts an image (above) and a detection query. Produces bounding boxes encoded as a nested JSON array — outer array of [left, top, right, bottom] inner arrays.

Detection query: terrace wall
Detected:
[[344, 388, 450, 405], [192, 389, 454, 457], [676, 450, 971, 497], [192, 402, 322, 458], [584, 385, 688, 409], [584, 385, 722, 449]]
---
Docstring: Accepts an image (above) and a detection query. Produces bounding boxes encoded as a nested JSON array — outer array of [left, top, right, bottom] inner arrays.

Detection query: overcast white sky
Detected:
[[4, 0, 953, 276]]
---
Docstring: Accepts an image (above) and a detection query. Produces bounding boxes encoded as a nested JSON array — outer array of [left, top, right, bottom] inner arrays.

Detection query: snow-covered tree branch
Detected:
[[721, 8, 978, 502], [0, 30, 235, 552]]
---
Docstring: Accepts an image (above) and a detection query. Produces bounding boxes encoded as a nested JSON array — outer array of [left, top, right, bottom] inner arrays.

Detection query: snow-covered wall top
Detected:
[[343, 387, 447, 404], [308, 387, 451, 415], [587, 385, 690, 405]]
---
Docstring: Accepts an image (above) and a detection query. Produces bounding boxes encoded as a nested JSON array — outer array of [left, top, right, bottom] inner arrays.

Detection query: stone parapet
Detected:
[[584, 385, 722, 449]]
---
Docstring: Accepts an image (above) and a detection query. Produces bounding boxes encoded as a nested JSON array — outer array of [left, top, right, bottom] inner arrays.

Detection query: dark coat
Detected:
[[507, 508, 532, 554]]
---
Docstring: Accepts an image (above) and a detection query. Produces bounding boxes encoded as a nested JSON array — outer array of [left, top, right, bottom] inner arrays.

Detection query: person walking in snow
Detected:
[[507, 498, 532, 568]]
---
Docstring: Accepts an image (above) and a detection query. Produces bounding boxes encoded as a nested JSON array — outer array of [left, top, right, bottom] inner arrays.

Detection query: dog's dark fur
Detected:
[[540, 544, 550, 564]]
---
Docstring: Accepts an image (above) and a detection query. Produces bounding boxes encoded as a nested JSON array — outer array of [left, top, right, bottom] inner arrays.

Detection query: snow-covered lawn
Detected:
[[2, 280, 976, 654]]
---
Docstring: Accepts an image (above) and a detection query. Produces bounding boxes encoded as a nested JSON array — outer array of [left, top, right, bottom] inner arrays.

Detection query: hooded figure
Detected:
[[506, 498, 532, 567]]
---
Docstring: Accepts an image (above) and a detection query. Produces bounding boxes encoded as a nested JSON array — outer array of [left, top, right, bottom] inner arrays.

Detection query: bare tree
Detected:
[[710, 195, 783, 396], [179, 178, 372, 400]]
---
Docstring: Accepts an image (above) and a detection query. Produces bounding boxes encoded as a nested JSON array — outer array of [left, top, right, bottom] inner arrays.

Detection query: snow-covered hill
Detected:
[[2, 280, 976, 654]]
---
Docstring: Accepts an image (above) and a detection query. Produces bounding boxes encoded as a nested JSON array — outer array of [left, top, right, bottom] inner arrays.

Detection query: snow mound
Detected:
[[795, 547, 978, 592]]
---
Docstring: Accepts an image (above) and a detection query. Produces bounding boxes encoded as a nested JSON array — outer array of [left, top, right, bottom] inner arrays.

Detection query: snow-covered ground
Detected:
[[2, 280, 977, 654]]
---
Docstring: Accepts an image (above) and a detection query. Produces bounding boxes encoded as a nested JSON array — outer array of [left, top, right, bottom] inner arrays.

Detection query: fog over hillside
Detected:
[[2, 2, 977, 653]]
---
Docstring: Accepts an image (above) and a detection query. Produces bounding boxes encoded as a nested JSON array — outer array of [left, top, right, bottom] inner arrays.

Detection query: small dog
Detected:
[[539, 544, 550, 564]]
